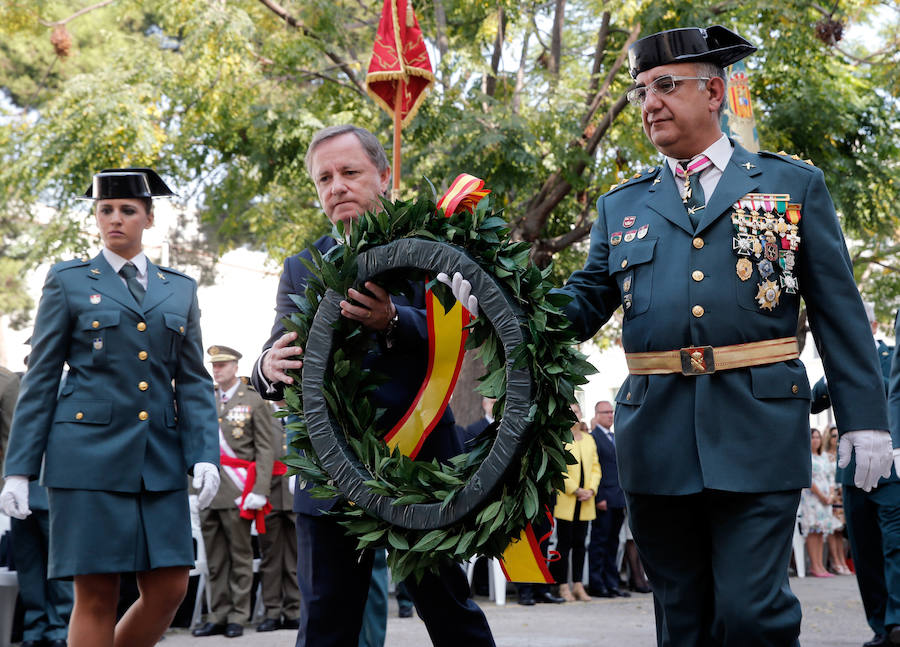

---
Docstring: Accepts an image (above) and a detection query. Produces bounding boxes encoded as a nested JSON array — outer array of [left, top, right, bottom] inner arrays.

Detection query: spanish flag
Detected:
[[365, 0, 435, 128]]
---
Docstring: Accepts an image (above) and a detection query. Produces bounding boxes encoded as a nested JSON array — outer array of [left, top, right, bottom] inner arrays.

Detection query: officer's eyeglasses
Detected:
[[626, 75, 711, 106]]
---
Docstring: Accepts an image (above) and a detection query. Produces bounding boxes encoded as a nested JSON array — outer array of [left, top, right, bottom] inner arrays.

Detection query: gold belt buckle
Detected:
[[680, 346, 715, 375]]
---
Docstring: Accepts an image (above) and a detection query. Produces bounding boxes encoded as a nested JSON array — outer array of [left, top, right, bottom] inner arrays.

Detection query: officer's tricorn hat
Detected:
[[81, 168, 176, 200], [628, 25, 756, 78], [207, 345, 242, 362]]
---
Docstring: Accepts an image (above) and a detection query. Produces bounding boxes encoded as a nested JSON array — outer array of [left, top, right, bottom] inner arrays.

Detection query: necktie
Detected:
[[607, 431, 615, 446], [119, 262, 145, 305], [675, 154, 712, 228]]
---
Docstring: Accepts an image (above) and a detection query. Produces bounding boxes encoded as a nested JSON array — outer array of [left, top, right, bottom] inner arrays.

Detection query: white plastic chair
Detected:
[[792, 512, 806, 578], [466, 556, 506, 606], [188, 497, 211, 627]]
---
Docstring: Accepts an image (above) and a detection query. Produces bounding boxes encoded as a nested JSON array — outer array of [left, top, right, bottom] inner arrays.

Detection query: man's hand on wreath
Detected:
[[341, 281, 397, 331], [436, 272, 479, 317], [263, 331, 304, 386]]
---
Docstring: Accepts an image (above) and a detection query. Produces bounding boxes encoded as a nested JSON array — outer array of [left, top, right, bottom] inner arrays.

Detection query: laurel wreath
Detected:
[[279, 191, 592, 581]]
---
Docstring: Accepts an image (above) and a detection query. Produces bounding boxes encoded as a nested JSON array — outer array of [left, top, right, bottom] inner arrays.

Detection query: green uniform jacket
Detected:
[[211, 382, 277, 509], [559, 141, 890, 495], [4, 254, 219, 491]]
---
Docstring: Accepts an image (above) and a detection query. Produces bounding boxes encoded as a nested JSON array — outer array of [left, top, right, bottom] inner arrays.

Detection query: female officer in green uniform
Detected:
[[0, 169, 221, 647]]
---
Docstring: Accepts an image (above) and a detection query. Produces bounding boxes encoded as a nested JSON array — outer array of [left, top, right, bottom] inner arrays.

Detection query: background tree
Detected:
[[1, 0, 898, 415]]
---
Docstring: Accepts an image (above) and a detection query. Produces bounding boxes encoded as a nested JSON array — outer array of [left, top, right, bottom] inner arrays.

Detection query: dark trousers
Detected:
[[295, 513, 495, 647], [200, 508, 253, 624], [551, 519, 589, 584], [588, 506, 625, 592], [626, 489, 802, 647], [258, 509, 300, 621], [843, 482, 900, 635], [10, 512, 73, 642]]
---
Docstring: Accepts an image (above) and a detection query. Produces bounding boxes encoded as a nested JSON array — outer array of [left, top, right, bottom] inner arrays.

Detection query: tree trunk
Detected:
[[432, 0, 449, 57], [483, 6, 506, 100], [548, 0, 566, 79], [512, 29, 530, 114]]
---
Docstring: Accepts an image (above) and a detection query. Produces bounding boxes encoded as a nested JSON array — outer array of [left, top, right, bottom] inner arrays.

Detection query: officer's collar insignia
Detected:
[[652, 176, 662, 185], [742, 162, 755, 170], [157, 271, 166, 280], [90, 268, 101, 275]]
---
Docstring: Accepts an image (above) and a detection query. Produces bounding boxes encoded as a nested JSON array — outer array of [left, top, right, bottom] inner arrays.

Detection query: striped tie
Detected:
[[675, 154, 712, 227]]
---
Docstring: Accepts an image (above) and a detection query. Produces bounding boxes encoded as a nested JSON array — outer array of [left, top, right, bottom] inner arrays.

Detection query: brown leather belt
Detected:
[[625, 337, 800, 376]]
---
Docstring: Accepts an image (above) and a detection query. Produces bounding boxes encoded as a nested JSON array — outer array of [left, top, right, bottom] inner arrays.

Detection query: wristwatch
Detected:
[[384, 310, 400, 349]]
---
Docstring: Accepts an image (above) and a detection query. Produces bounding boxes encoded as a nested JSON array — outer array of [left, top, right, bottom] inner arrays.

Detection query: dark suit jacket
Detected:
[[251, 236, 460, 516], [591, 425, 625, 509], [559, 141, 889, 495], [4, 254, 219, 492]]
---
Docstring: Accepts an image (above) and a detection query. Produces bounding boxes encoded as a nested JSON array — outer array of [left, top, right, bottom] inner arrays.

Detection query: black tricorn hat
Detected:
[[81, 167, 176, 200], [628, 25, 756, 78]]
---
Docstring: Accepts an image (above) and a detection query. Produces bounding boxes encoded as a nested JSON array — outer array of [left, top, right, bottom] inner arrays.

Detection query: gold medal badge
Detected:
[[736, 258, 753, 281], [755, 280, 781, 310]]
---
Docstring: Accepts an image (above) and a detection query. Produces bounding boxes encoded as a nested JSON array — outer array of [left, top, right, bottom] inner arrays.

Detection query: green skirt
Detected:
[[47, 487, 193, 578]]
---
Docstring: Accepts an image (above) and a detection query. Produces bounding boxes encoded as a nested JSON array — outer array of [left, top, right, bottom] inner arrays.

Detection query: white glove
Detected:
[[288, 474, 296, 495], [893, 449, 900, 482], [192, 462, 220, 510], [0, 476, 31, 519], [436, 272, 479, 317], [243, 492, 267, 510], [837, 430, 893, 491]]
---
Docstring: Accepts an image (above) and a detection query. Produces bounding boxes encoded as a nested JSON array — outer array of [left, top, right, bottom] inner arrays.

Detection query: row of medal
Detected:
[[610, 215, 648, 245], [225, 405, 252, 438], [729, 193, 802, 311]]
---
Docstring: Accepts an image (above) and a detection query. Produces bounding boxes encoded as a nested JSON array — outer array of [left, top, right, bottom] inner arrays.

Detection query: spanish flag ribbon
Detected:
[[437, 173, 491, 218], [365, 0, 434, 128]]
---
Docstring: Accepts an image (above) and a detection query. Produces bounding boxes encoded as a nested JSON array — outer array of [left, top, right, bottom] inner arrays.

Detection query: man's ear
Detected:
[[379, 166, 391, 195], [707, 76, 726, 114]]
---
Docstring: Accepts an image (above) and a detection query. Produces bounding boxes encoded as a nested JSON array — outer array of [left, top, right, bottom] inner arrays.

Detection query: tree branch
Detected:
[[433, 0, 450, 57], [512, 29, 531, 114], [585, 12, 610, 107], [484, 6, 506, 99], [581, 23, 640, 130], [256, 0, 366, 96], [40, 0, 116, 27]]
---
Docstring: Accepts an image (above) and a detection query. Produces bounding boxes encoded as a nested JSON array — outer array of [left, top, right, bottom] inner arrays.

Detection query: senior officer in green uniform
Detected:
[[192, 346, 277, 639], [555, 26, 894, 647], [813, 305, 900, 647], [0, 169, 220, 647]]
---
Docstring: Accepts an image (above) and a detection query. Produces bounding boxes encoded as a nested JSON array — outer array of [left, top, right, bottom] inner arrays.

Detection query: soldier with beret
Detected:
[[550, 25, 895, 646], [192, 345, 277, 639], [0, 168, 221, 647]]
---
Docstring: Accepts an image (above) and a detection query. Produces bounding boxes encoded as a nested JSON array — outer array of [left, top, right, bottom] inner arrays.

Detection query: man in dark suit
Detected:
[[587, 400, 631, 598], [555, 25, 893, 646], [812, 303, 900, 647], [251, 125, 494, 647]]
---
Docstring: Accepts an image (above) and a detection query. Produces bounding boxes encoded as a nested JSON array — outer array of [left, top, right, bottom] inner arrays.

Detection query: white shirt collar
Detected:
[[219, 380, 241, 401], [102, 248, 148, 278], [665, 133, 733, 177]]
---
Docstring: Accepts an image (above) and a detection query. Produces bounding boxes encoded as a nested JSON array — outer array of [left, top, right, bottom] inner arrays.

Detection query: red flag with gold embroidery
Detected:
[[366, 0, 434, 128]]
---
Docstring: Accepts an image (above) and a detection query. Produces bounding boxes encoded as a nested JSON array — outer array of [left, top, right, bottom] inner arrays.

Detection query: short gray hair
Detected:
[[304, 125, 390, 177], [695, 62, 728, 117]]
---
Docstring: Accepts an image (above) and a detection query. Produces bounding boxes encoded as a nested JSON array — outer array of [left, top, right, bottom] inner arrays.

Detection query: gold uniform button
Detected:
[[692, 305, 705, 318], [138, 351, 148, 360], [692, 237, 705, 249], [621, 259, 628, 269], [138, 381, 149, 391], [692, 270, 704, 282], [138, 411, 149, 421], [137, 322, 147, 331], [91, 320, 100, 329], [791, 384, 799, 394], [626, 392, 632, 400], [75, 412, 84, 420], [179, 326, 185, 334]]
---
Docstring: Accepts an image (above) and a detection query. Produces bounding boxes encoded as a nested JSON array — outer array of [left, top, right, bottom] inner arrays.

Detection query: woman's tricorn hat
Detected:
[[81, 168, 176, 200], [628, 25, 756, 78]]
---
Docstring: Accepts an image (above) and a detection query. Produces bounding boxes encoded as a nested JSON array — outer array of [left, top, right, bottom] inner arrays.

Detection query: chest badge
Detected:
[[92, 338, 103, 350], [637, 225, 649, 239], [624, 230, 637, 243], [610, 232, 623, 246], [623, 216, 636, 228], [756, 280, 782, 310], [90, 294, 101, 304], [735, 258, 753, 281]]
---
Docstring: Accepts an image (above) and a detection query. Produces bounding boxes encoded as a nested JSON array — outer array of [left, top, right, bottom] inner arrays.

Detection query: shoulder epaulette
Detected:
[[53, 257, 91, 271], [155, 265, 193, 281], [758, 150, 816, 169], [605, 167, 661, 196]]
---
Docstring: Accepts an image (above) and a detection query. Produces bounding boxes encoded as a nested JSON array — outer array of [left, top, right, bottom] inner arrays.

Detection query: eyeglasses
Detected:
[[597, 410, 613, 414], [626, 75, 711, 106]]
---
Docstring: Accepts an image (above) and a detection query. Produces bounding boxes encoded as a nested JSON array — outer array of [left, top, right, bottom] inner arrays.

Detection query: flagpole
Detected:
[[392, 79, 403, 201]]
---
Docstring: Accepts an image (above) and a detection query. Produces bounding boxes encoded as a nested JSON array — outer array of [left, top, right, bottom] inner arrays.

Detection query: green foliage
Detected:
[[0, 0, 898, 323], [282, 195, 591, 580]]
